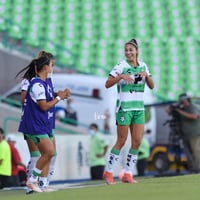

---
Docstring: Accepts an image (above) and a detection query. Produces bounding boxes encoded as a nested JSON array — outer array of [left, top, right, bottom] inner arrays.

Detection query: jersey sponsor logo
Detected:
[[23, 82, 29, 87], [38, 91, 45, 97], [129, 89, 135, 93]]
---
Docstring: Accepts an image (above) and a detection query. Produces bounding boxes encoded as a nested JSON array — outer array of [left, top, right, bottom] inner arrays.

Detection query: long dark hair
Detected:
[[15, 56, 50, 80]]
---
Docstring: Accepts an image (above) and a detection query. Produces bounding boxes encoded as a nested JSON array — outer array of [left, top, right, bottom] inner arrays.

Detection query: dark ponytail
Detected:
[[16, 56, 50, 80], [36, 50, 54, 60]]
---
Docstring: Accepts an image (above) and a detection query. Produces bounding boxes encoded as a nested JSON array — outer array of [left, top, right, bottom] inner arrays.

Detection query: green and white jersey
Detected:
[[109, 60, 151, 112]]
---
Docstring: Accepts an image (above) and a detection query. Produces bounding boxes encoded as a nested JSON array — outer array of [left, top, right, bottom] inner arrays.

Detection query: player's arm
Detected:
[[105, 75, 122, 88], [105, 74, 135, 88], [54, 88, 70, 98], [176, 108, 198, 120], [146, 75, 154, 89], [21, 90, 26, 104], [20, 79, 30, 104], [38, 90, 69, 111], [140, 64, 154, 89], [33, 83, 69, 111]]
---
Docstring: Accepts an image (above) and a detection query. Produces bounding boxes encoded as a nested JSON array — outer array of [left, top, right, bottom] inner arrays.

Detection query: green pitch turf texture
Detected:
[[1, 174, 199, 200]]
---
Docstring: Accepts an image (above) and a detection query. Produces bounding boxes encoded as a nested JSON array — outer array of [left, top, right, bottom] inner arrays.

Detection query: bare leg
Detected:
[[113, 125, 129, 150], [36, 138, 54, 171], [130, 124, 144, 149]]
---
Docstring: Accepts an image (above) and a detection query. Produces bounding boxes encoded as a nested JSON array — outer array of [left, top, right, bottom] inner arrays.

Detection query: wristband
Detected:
[[56, 96, 61, 101]]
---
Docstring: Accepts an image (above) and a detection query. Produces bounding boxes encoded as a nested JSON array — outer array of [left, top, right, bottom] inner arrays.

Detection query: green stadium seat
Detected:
[[25, 33, 40, 47], [1, 0, 200, 99], [8, 25, 23, 40], [42, 42, 57, 55], [0, 17, 6, 31], [0, 0, 12, 31], [6, 1, 28, 39], [58, 50, 75, 68]]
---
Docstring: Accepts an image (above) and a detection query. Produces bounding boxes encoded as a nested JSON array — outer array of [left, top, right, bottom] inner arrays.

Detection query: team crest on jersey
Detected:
[[126, 69, 132, 74], [120, 116, 125, 122]]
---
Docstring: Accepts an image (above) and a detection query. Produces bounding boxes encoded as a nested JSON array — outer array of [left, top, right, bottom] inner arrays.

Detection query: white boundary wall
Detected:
[[12, 132, 137, 182]]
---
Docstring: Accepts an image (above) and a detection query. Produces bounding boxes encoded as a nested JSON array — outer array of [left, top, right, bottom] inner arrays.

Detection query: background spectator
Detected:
[[88, 123, 108, 180], [0, 128, 11, 189], [165, 93, 200, 172], [59, 98, 78, 126], [6, 134, 27, 187]]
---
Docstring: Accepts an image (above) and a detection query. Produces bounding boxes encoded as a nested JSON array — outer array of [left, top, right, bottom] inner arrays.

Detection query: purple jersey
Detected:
[[18, 78, 54, 136], [46, 78, 55, 129]]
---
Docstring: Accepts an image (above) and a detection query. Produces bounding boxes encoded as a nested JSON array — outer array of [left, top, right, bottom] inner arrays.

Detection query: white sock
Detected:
[[27, 156, 39, 178], [106, 153, 119, 173], [47, 155, 57, 186], [39, 177, 48, 188], [125, 153, 138, 174], [28, 167, 42, 183]]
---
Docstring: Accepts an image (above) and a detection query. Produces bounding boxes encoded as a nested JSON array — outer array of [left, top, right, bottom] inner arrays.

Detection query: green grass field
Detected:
[[1, 174, 200, 200]]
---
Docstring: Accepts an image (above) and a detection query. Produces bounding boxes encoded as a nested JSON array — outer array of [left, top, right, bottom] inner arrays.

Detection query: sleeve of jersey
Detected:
[[21, 79, 30, 91], [32, 83, 46, 100], [144, 63, 151, 76], [109, 62, 123, 78]]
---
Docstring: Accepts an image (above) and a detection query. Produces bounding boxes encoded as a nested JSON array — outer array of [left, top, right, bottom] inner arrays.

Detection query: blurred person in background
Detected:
[[136, 136, 150, 176], [165, 93, 200, 172], [62, 98, 78, 126], [6, 134, 27, 187], [104, 109, 111, 134], [0, 127, 11, 189], [103, 38, 154, 184], [88, 123, 108, 180], [56, 98, 78, 126]]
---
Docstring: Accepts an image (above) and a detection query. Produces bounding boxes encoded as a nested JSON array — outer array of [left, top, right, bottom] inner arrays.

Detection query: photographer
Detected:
[[166, 93, 200, 172]]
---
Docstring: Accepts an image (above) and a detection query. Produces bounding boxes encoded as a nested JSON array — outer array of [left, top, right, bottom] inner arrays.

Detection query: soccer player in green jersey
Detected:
[[103, 38, 154, 184]]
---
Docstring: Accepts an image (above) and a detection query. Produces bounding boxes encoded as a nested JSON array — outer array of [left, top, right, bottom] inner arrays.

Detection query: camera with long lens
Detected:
[[167, 102, 183, 128], [166, 102, 184, 146], [169, 102, 183, 113]]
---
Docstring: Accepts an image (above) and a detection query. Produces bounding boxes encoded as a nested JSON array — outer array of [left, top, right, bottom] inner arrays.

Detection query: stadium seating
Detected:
[[0, 0, 200, 100]]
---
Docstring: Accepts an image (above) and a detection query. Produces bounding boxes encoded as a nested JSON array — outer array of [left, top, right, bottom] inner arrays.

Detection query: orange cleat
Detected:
[[103, 171, 115, 185], [26, 181, 43, 193], [121, 172, 137, 184]]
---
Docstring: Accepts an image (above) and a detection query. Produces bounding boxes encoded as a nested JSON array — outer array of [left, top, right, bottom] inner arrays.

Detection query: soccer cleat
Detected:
[[26, 181, 43, 193], [26, 188, 34, 195], [103, 171, 115, 185], [121, 172, 137, 184], [119, 169, 126, 181]]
